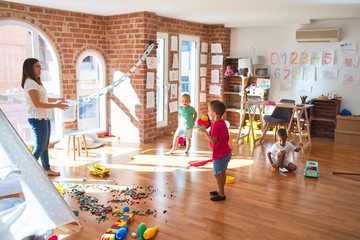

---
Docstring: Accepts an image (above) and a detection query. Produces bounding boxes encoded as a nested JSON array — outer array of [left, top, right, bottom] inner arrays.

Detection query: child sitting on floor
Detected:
[[267, 128, 302, 172]]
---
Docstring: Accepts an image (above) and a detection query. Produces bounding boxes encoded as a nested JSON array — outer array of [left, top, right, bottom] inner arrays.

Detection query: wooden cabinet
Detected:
[[223, 57, 269, 127], [310, 99, 341, 138]]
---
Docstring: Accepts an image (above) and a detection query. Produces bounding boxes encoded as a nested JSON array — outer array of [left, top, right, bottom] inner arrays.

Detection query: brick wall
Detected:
[[0, 2, 231, 143]]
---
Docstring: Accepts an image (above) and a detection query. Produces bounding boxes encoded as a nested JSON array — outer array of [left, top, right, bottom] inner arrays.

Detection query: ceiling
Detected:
[[4, 0, 360, 27]]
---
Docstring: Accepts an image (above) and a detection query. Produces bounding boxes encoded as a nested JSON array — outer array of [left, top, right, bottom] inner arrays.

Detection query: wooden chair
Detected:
[[260, 99, 295, 143]]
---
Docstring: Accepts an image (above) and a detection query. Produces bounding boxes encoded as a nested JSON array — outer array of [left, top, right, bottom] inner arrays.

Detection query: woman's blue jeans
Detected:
[[28, 118, 51, 171]]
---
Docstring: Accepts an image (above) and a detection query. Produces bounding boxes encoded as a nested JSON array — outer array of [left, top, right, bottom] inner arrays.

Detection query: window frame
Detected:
[[76, 50, 106, 133], [156, 32, 169, 128]]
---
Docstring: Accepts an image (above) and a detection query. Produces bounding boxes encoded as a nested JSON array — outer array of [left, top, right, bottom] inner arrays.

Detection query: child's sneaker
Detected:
[[279, 167, 288, 173], [169, 147, 177, 154]]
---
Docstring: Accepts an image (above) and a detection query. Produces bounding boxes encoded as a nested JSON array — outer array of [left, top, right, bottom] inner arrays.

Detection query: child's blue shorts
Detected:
[[213, 152, 231, 174]]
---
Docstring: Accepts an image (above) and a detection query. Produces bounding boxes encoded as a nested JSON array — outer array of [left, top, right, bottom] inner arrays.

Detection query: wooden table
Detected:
[[237, 102, 314, 149], [265, 103, 314, 149], [237, 101, 265, 145]]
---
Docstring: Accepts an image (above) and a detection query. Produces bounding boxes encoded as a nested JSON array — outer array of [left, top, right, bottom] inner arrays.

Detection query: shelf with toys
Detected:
[[223, 57, 269, 128]]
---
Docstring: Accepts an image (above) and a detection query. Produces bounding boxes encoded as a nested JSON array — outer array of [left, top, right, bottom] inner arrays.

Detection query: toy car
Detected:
[[304, 161, 319, 178]]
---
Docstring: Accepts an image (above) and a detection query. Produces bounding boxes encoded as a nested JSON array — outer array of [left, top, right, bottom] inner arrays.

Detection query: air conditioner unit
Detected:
[[296, 28, 340, 42]]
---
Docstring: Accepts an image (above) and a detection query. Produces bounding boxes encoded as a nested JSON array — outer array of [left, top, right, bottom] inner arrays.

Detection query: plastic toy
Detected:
[[131, 232, 137, 238], [89, 164, 109, 176], [169, 137, 186, 149], [197, 115, 211, 129], [225, 176, 235, 184], [304, 161, 319, 178], [54, 183, 66, 195], [123, 206, 130, 212], [231, 139, 237, 143], [225, 65, 233, 76], [271, 167, 276, 172], [143, 226, 159, 239], [115, 226, 128, 240], [137, 223, 147, 240], [188, 159, 213, 167]]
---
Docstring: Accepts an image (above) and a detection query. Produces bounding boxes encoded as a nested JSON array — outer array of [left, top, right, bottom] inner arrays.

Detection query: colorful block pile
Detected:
[[100, 212, 134, 240]]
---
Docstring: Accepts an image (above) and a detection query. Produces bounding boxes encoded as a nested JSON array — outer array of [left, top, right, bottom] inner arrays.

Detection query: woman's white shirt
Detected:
[[23, 78, 51, 119]]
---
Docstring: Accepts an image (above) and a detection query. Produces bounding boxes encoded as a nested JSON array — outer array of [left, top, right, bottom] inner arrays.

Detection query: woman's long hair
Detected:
[[21, 58, 42, 89]]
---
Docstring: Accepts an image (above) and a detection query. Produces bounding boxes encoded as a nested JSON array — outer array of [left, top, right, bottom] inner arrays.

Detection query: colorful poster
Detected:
[[322, 51, 335, 66]]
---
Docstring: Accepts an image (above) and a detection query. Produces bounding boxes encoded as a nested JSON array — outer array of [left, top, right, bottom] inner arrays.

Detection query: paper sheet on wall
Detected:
[[146, 91, 155, 108], [257, 78, 271, 89], [294, 84, 313, 96], [304, 67, 316, 82], [342, 56, 359, 68], [200, 92, 207, 102], [211, 43, 222, 53], [292, 67, 304, 81], [339, 42, 357, 55], [172, 53, 179, 68], [211, 69, 220, 83], [171, 36, 178, 51], [211, 55, 223, 65], [146, 57, 157, 69], [201, 78, 206, 91], [146, 72, 155, 89], [201, 42, 208, 53], [200, 54, 207, 64], [321, 68, 338, 81], [343, 73, 360, 85], [169, 101, 178, 113], [169, 70, 178, 81], [200, 67, 207, 77], [209, 85, 221, 95], [170, 84, 177, 99]]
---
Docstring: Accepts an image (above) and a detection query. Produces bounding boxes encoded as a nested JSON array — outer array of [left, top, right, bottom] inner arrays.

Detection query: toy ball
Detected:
[[197, 115, 211, 129], [170, 131, 174, 135], [123, 206, 130, 212], [200, 115, 208, 121], [271, 167, 276, 172], [226, 176, 235, 184], [131, 232, 137, 238], [231, 139, 237, 143], [178, 137, 185, 146]]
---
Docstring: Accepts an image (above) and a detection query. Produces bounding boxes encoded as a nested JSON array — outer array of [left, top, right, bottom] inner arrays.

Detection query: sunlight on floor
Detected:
[[105, 154, 255, 173]]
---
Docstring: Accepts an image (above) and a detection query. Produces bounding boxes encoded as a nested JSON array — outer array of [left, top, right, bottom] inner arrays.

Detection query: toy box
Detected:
[[304, 161, 319, 178]]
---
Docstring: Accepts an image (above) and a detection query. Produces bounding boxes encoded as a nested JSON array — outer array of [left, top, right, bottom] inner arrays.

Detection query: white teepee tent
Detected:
[[0, 109, 79, 240]]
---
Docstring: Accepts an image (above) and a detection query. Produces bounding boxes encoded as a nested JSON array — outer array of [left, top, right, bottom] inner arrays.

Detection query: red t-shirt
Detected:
[[209, 119, 232, 160]]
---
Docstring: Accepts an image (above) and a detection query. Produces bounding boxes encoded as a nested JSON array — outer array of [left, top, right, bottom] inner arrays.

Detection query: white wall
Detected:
[[230, 19, 360, 114]]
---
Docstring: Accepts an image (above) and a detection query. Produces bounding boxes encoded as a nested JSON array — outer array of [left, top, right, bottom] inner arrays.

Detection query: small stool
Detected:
[[64, 130, 89, 160]]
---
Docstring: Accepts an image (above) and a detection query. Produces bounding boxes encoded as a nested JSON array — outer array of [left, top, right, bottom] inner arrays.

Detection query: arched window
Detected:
[[76, 51, 106, 132], [0, 20, 62, 144]]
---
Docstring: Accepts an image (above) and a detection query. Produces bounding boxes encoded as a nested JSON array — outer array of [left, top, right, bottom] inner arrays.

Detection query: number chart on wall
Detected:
[[268, 43, 359, 94]]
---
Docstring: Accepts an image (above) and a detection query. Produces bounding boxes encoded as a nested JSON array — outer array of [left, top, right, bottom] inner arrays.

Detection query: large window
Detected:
[[0, 20, 61, 144], [76, 51, 106, 132], [156, 32, 168, 128]]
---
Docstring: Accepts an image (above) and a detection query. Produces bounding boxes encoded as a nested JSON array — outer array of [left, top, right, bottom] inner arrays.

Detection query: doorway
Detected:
[[179, 35, 199, 111]]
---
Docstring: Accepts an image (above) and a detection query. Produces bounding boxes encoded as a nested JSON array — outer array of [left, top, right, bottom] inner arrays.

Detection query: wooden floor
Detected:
[[48, 129, 360, 240]]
